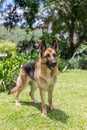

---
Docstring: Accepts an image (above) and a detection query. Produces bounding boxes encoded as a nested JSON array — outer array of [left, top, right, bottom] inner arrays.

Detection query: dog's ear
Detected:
[[52, 39, 58, 54], [40, 40, 46, 57]]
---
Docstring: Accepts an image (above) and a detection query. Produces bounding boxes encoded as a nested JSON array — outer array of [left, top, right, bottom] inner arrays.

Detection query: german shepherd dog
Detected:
[[8, 40, 58, 116]]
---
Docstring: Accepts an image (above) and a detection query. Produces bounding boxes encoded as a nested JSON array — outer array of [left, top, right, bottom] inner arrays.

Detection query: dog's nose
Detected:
[[50, 60, 57, 67]]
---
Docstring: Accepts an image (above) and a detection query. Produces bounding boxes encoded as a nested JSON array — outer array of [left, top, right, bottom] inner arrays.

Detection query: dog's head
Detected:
[[40, 40, 58, 70]]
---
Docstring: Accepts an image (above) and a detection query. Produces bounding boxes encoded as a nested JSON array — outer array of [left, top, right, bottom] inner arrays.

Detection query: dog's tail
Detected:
[[8, 86, 18, 95]]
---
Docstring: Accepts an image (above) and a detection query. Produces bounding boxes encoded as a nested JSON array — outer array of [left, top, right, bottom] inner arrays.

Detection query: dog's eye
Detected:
[[46, 54, 50, 58], [53, 53, 56, 57]]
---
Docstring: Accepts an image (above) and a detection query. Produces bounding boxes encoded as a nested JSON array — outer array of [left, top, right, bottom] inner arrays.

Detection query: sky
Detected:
[[0, 0, 15, 12], [0, 0, 44, 27]]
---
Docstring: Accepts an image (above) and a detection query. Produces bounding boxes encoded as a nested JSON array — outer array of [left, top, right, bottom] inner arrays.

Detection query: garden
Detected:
[[0, 0, 87, 129], [0, 26, 87, 92], [0, 26, 87, 130]]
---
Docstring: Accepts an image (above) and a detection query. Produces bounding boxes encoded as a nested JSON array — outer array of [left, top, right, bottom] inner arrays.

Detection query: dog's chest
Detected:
[[39, 70, 55, 90], [35, 63, 57, 90], [46, 76, 54, 85], [46, 70, 53, 84]]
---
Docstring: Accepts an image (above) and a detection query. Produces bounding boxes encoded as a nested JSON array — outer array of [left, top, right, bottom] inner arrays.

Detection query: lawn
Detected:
[[0, 69, 87, 130]]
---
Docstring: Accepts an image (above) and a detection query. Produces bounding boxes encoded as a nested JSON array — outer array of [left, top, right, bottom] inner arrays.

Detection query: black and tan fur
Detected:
[[8, 40, 58, 116]]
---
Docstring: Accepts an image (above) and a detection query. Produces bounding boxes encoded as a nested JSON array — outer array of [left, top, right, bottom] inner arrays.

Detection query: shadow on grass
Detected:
[[20, 101, 69, 124]]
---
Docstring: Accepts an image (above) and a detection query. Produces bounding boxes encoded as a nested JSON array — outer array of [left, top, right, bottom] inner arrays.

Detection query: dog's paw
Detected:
[[33, 100, 39, 104], [16, 102, 21, 106], [49, 105, 56, 110], [41, 112, 47, 117], [41, 109, 47, 117]]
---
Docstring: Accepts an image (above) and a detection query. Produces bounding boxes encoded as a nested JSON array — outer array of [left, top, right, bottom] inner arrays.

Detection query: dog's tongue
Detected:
[[50, 66, 54, 70]]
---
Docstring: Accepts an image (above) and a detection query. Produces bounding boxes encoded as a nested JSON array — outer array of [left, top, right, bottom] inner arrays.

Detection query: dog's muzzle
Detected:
[[46, 60, 57, 70]]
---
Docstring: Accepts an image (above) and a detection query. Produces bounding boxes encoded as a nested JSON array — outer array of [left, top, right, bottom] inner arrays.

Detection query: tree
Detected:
[[40, 0, 87, 57], [24, 0, 40, 29], [15, 0, 40, 29], [4, 6, 20, 31], [1, 0, 87, 57], [1, 0, 40, 31]]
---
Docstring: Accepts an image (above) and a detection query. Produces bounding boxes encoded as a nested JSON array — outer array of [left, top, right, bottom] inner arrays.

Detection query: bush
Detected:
[[58, 40, 69, 59], [0, 40, 16, 55], [69, 54, 87, 69], [17, 39, 37, 53], [17, 39, 30, 53], [65, 44, 87, 70], [79, 57, 87, 69], [58, 57, 68, 71], [0, 52, 38, 92]]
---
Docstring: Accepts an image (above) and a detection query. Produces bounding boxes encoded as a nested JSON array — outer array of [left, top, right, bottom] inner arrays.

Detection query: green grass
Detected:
[[0, 69, 87, 130]]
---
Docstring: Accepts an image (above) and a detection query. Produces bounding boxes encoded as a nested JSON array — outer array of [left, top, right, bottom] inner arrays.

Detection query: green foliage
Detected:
[[40, 0, 87, 56], [69, 44, 87, 69], [0, 40, 16, 54], [1, 0, 87, 54], [0, 52, 38, 92], [24, 0, 40, 29], [0, 26, 42, 43], [58, 57, 68, 72], [58, 40, 69, 59], [63, 44, 87, 70], [17, 39, 30, 53], [17, 39, 36, 53], [69, 53, 87, 69]]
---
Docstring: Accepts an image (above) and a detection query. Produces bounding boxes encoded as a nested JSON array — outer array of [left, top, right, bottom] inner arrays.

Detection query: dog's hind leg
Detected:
[[15, 88, 21, 106], [9, 69, 29, 106], [8, 84, 22, 106], [12, 79, 28, 106]]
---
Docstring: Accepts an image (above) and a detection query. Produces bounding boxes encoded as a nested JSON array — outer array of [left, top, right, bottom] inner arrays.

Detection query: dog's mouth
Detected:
[[46, 60, 57, 70]]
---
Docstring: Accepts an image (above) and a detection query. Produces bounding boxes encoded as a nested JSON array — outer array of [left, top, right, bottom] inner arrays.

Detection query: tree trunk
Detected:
[[68, 18, 75, 57], [47, 21, 53, 34]]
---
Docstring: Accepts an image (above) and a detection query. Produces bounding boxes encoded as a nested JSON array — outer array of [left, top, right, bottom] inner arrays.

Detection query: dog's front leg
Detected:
[[48, 86, 55, 110], [39, 88, 47, 117]]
